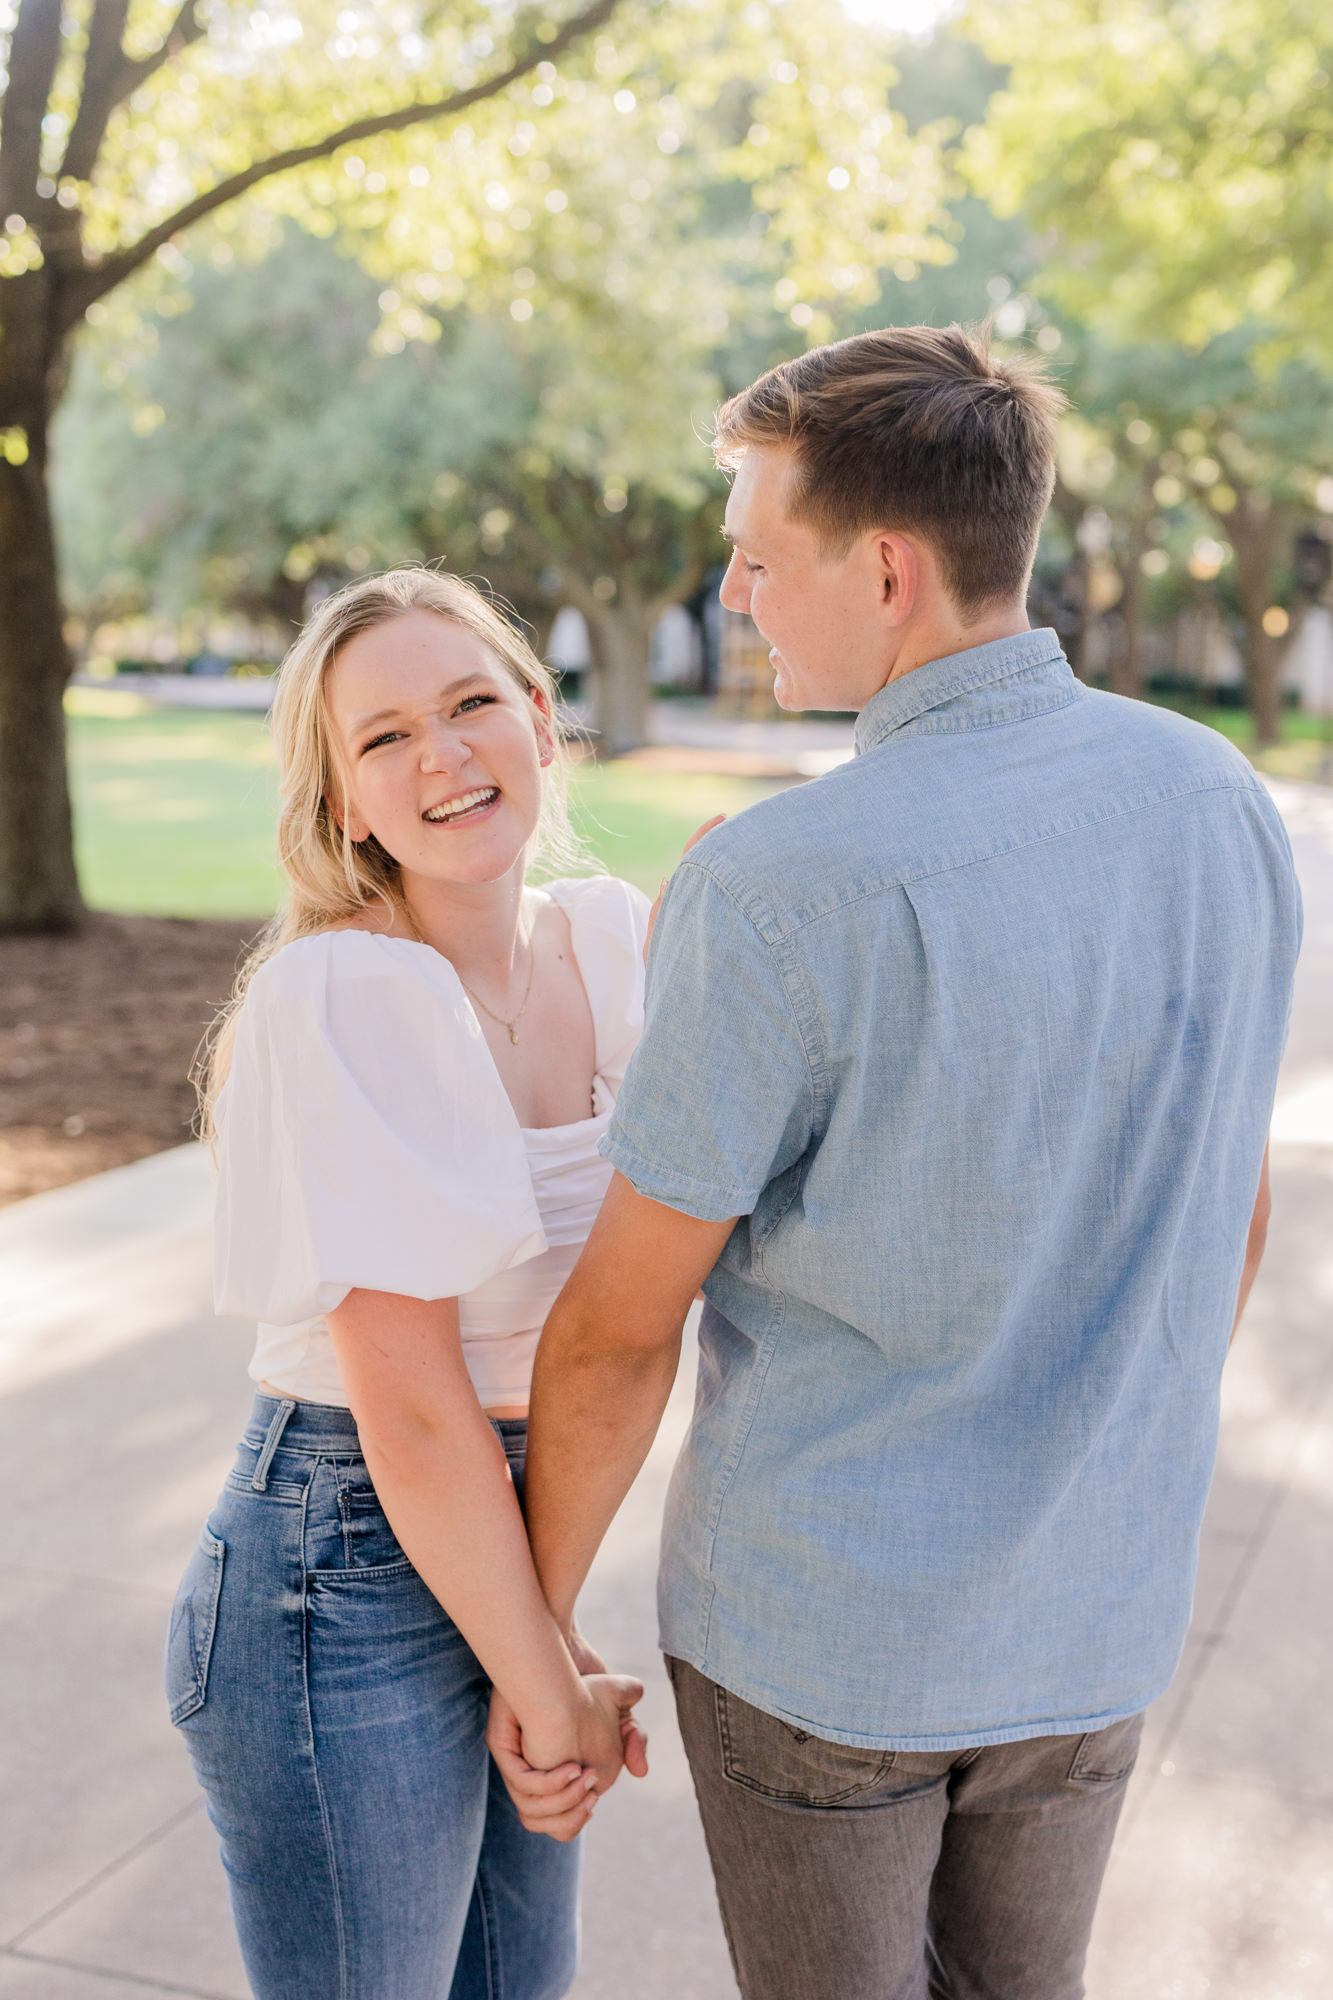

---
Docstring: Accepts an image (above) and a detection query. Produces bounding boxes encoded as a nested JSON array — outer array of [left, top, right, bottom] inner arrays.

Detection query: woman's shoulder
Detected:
[[542, 873, 651, 949], [542, 877, 646, 1084]]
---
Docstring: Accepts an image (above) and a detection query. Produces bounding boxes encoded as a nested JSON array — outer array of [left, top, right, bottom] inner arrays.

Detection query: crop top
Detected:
[[212, 874, 649, 1409]]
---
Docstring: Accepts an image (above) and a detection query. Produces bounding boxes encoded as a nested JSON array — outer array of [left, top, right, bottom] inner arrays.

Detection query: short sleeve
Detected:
[[213, 934, 545, 1325], [599, 861, 815, 1220]]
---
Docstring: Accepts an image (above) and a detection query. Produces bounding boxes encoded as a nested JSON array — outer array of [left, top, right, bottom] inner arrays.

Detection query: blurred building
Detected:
[[717, 608, 778, 715], [1285, 607, 1333, 715]]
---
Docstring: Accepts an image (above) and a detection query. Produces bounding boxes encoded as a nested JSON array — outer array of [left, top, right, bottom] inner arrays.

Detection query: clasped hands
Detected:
[[486, 1632, 649, 1841]]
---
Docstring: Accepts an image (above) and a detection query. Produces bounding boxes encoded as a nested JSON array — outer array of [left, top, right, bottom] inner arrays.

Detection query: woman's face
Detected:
[[325, 609, 552, 888]]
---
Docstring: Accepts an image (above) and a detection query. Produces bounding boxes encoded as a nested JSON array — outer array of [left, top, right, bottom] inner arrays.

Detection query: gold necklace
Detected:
[[402, 900, 537, 1046]]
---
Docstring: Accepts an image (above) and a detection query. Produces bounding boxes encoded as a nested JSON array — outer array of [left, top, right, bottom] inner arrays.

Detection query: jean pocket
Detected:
[[327, 1475, 413, 1573], [165, 1528, 226, 1725], [716, 1685, 894, 1806], [1067, 1711, 1145, 1788]]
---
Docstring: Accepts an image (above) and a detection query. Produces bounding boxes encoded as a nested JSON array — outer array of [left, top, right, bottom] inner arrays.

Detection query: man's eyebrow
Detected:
[[719, 526, 736, 543]]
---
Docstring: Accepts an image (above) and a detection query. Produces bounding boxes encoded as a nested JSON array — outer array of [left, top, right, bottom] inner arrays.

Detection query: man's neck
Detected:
[[881, 603, 1031, 691]]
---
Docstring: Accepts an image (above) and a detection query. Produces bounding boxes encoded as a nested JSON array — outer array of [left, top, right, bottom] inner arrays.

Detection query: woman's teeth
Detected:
[[423, 786, 499, 824]]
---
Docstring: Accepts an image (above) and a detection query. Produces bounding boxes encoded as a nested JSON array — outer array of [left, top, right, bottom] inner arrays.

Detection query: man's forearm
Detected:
[[521, 1172, 738, 1635], [524, 1301, 683, 1631]]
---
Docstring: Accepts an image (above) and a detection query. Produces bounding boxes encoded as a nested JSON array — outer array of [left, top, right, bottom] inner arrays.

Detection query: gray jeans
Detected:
[[668, 1658, 1142, 2000]]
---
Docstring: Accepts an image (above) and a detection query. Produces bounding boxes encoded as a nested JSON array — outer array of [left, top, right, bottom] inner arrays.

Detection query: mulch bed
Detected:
[[0, 912, 265, 1209]]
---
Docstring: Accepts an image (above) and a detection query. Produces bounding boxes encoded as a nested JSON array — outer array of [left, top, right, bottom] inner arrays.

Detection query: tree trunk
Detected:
[[1108, 545, 1145, 699], [1108, 484, 1153, 701], [1226, 489, 1283, 748], [584, 602, 653, 753], [0, 286, 82, 932], [525, 604, 558, 667]]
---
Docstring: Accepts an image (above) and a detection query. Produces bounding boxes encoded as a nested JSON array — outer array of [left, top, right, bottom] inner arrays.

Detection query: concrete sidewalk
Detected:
[[0, 778, 1329, 2000]]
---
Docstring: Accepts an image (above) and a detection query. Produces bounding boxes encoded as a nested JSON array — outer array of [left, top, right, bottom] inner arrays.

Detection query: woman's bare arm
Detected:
[[326, 1288, 640, 1825], [1230, 1143, 1271, 1347]]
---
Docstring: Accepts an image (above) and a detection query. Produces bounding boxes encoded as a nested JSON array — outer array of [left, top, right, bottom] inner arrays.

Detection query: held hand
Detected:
[[488, 1673, 647, 1840], [566, 1625, 607, 1675], [529, 1671, 645, 1797], [645, 815, 727, 963], [565, 1630, 649, 1778], [486, 1688, 595, 1843]]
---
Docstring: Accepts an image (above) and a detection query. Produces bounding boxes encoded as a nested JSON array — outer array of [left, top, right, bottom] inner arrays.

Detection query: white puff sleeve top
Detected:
[[213, 874, 649, 1410]]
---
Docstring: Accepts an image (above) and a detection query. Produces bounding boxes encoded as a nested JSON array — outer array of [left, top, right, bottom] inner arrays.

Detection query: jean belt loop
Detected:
[[252, 1399, 297, 1491]]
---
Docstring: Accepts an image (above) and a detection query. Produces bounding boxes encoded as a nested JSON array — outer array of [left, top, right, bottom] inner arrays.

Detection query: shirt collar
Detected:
[[854, 628, 1070, 755]]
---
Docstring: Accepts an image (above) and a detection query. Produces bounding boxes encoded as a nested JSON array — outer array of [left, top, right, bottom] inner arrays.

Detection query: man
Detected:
[[495, 325, 1300, 1998]]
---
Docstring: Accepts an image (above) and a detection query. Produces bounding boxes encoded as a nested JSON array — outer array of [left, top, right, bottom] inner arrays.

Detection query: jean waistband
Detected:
[[243, 1390, 528, 1458]]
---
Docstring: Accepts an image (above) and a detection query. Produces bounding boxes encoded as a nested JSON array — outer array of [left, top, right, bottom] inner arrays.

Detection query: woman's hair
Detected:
[[196, 567, 589, 1138]]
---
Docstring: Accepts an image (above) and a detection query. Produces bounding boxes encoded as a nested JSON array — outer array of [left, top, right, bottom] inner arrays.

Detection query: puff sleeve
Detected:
[[213, 932, 546, 1325]]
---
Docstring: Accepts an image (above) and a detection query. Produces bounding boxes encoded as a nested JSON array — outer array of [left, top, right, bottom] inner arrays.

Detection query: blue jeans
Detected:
[[166, 1394, 580, 2000]]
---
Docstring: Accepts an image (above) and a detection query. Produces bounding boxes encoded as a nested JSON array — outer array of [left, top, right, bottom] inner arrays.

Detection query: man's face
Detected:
[[718, 445, 903, 713]]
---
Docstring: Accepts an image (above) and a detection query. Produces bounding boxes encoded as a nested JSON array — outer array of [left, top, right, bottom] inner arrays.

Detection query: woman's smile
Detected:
[[423, 784, 501, 826]]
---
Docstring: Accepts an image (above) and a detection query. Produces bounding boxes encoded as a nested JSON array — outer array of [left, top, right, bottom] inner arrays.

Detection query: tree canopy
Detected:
[[0, 0, 952, 925], [964, 0, 1333, 357]]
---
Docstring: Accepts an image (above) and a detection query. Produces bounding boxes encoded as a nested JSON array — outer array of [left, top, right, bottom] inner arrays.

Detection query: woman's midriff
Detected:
[[257, 1380, 528, 1421]]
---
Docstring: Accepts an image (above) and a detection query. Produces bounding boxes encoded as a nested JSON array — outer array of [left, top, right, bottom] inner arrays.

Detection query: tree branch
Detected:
[[61, 0, 207, 188], [62, 0, 623, 327], [0, 0, 64, 219]]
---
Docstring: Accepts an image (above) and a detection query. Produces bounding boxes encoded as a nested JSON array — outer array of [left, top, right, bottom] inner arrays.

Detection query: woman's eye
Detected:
[[361, 730, 403, 753], [456, 694, 497, 714]]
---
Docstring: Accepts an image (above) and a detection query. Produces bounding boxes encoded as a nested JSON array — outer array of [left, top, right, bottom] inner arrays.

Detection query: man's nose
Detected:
[[719, 550, 750, 614]]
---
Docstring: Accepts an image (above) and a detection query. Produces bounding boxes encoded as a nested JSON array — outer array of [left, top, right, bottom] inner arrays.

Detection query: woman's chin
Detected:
[[399, 830, 533, 889]]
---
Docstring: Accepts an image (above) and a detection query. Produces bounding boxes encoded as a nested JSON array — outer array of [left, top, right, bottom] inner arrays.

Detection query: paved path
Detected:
[[0, 778, 1328, 2000]]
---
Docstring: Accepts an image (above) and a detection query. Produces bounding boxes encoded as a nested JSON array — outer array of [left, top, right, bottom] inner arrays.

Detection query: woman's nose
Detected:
[[419, 718, 470, 772]]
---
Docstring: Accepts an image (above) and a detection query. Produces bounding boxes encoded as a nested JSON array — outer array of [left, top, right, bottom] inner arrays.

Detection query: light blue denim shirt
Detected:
[[602, 629, 1301, 1750]]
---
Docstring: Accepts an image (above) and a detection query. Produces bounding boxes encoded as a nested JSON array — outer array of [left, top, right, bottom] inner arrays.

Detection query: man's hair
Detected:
[[712, 324, 1066, 617]]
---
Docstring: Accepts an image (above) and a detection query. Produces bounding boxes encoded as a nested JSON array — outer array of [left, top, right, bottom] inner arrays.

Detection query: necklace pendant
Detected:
[[509, 1026, 520, 1045]]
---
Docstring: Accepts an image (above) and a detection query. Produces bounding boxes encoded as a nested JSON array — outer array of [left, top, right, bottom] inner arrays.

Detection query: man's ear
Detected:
[[877, 532, 919, 628]]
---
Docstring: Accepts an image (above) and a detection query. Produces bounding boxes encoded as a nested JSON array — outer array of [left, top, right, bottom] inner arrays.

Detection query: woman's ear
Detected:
[[328, 792, 369, 843], [530, 686, 557, 768]]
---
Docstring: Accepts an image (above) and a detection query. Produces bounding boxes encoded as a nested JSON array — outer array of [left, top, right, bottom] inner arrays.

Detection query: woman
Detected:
[[168, 569, 649, 2000]]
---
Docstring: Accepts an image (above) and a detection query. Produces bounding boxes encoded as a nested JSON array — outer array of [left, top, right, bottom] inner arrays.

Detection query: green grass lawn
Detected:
[[66, 688, 786, 917], [69, 693, 286, 916]]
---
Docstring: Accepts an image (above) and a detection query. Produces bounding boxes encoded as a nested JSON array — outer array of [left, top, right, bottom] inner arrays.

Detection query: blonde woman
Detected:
[[167, 571, 649, 2000]]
